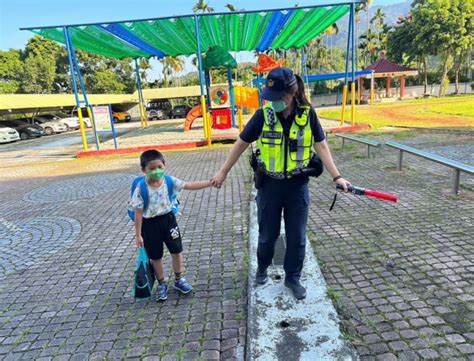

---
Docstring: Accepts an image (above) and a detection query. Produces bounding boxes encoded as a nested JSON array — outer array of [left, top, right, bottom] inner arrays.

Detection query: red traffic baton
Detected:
[[330, 184, 399, 211]]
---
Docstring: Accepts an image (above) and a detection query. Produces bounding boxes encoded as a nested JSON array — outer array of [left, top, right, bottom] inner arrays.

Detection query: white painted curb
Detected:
[[247, 192, 358, 361]]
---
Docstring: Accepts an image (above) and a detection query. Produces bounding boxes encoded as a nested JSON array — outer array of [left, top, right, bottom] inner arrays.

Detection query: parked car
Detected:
[[111, 107, 131, 123], [146, 108, 163, 121], [1, 120, 44, 140], [147, 99, 172, 119], [35, 113, 80, 131], [171, 105, 191, 119], [71, 109, 92, 128], [33, 118, 68, 135], [0, 125, 20, 144]]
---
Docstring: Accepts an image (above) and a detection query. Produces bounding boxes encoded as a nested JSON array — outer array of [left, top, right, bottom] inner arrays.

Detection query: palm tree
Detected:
[[160, 56, 185, 87], [225, 3, 236, 11], [365, 0, 373, 66], [193, 0, 214, 13], [139, 58, 152, 88], [371, 8, 385, 48]]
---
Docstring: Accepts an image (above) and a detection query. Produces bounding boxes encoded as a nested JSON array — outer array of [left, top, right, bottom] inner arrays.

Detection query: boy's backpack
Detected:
[[133, 247, 155, 299], [127, 175, 181, 221]]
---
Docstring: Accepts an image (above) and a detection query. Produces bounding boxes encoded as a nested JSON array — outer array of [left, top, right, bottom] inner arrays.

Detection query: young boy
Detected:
[[131, 149, 211, 301]]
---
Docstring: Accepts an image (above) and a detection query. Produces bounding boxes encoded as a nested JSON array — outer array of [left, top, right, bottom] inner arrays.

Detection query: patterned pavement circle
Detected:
[[23, 173, 135, 203], [0, 216, 81, 277]]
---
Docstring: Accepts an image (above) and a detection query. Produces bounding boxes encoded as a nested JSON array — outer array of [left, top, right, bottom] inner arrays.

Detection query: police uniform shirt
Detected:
[[240, 105, 326, 185]]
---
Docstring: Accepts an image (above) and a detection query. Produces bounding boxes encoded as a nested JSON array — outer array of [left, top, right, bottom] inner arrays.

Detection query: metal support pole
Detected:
[[227, 67, 236, 128], [397, 150, 403, 171], [452, 169, 460, 195], [301, 47, 311, 102], [366, 144, 370, 158], [134, 58, 147, 129], [341, 137, 345, 149], [370, 71, 375, 104], [108, 105, 118, 150], [63, 27, 88, 152], [257, 73, 263, 109], [64, 27, 100, 150], [194, 15, 210, 145], [341, 7, 353, 125], [350, 2, 356, 125]]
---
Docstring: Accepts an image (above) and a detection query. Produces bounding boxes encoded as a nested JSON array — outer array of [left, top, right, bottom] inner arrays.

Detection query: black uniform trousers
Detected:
[[256, 177, 309, 284]]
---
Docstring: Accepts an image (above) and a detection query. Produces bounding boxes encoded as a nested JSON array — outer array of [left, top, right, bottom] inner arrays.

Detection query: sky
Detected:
[[0, 0, 404, 81]]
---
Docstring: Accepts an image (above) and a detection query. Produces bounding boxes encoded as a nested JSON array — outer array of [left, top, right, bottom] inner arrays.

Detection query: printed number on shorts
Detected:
[[170, 226, 180, 240]]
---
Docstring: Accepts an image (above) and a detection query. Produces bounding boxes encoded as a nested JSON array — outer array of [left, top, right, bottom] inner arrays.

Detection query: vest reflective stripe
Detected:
[[257, 103, 313, 177]]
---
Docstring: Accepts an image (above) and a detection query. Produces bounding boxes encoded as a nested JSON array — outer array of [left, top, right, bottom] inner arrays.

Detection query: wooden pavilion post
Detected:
[[400, 76, 406, 98], [386, 77, 391, 97]]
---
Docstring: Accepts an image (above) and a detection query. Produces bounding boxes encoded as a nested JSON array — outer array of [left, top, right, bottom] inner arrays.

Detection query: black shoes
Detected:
[[284, 279, 306, 300], [255, 267, 268, 285]]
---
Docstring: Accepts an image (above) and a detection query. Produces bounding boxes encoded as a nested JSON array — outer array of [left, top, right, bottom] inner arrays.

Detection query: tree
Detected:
[[139, 58, 152, 88], [225, 3, 236, 12], [410, 0, 473, 96], [159, 56, 185, 87], [387, 14, 430, 92], [193, 0, 214, 13], [19, 36, 62, 93], [87, 69, 126, 93], [0, 49, 23, 93], [364, 0, 374, 65]]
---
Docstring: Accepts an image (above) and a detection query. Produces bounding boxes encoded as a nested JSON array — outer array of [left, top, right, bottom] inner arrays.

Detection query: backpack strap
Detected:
[[164, 175, 174, 202], [130, 176, 145, 197], [138, 178, 149, 211]]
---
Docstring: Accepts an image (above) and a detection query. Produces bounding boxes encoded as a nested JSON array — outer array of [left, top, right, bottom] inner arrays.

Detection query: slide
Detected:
[[183, 87, 260, 131], [184, 105, 202, 131], [234, 86, 260, 109]]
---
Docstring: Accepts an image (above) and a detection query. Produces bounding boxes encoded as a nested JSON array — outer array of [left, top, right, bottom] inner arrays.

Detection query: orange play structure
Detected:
[[251, 54, 285, 74], [184, 86, 260, 131]]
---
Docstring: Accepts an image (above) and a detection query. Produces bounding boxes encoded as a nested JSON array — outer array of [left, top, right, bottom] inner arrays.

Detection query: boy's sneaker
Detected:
[[156, 283, 168, 301], [174, 278, 193, 294]]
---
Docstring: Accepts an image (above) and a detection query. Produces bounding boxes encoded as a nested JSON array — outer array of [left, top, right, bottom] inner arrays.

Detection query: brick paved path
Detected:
[[309, 130, 474, 360], [0, 148, 250, 360]]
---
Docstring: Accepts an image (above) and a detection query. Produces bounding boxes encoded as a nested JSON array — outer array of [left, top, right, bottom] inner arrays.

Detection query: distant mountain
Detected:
[[332, 1, 412, 47]]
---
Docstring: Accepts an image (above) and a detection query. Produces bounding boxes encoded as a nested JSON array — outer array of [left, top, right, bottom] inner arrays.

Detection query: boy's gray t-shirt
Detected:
[[130, 176, 185, 218]]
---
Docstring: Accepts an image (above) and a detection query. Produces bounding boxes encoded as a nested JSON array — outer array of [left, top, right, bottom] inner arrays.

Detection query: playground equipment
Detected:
[[184, 86, 260, 131], [252, 54, 285, 74], [23, 3, 361, 152], [183, 45, 261, 134]]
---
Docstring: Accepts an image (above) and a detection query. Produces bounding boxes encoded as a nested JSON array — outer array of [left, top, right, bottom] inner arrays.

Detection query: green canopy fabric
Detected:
[[26, 5, 351, 60]]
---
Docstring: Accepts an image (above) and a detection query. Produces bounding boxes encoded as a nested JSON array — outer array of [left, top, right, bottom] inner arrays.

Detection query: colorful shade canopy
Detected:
[[26, 5, 351, 59]]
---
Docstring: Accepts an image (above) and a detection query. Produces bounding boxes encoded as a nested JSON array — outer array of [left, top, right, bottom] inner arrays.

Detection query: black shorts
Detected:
[[141, 212, 183, 260]]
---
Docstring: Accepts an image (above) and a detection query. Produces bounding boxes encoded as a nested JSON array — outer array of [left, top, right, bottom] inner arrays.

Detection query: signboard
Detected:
[[92, 105, 112, 132], [90, 105, 118, 150]]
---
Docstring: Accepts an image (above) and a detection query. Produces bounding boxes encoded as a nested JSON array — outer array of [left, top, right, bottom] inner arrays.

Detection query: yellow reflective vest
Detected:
[[256, 103, 313, 179]]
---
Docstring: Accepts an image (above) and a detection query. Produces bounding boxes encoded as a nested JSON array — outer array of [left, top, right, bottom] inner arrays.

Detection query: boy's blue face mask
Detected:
[[147, 168, 165, 180], [271, 100, 288, 113]]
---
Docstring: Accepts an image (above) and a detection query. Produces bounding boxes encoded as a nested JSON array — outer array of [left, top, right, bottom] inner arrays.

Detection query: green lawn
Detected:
[[318, 95, 474, 128]]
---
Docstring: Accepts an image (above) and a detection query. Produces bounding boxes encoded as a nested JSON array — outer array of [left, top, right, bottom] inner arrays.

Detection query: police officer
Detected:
[[211, 68, 351, 300]]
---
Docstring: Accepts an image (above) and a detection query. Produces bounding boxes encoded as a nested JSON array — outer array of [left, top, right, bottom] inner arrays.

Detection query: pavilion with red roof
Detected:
[[360, 53, 418, 101]]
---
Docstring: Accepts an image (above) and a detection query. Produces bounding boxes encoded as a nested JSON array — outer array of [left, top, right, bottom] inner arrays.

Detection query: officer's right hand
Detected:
[[336, 177, 351, 192]]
